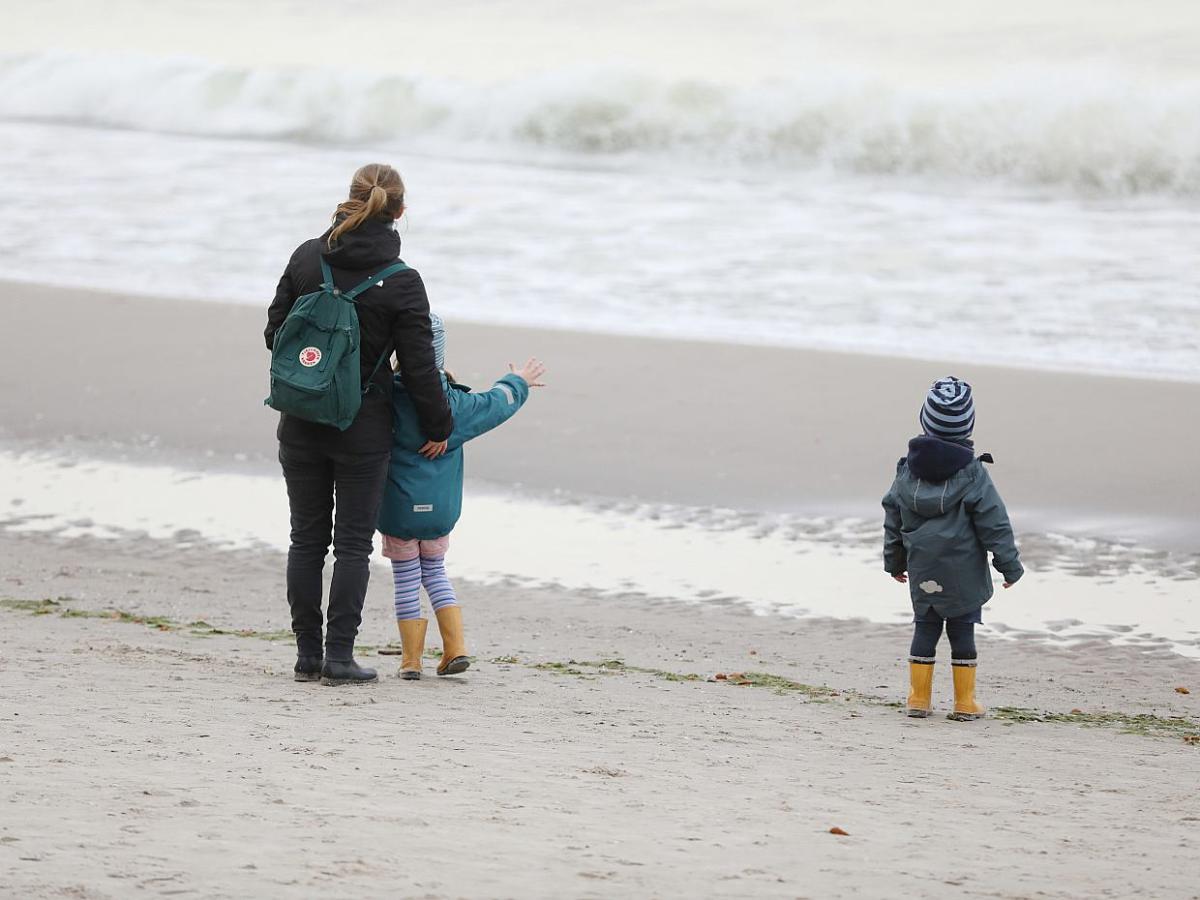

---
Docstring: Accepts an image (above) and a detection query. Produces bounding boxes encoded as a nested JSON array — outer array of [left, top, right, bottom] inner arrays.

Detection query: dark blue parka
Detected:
[[377, 372, 530, 540], [882, 436, 1024, 618]]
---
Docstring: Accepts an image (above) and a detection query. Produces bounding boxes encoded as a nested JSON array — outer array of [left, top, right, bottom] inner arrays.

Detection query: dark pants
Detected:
[[910, 612, 978, 661], [279, 441, 390, 661]]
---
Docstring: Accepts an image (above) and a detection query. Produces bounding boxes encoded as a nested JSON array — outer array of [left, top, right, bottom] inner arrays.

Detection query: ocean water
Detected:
[[1, 1, 1199, 378]]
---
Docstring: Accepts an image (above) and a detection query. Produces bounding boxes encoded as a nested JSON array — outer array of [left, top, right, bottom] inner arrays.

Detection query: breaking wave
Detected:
[[3, 51, 1199, 195]]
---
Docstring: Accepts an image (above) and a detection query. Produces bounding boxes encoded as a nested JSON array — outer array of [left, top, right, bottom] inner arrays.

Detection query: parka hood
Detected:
[[893, 437, 982, 519], [320, 217, 401, 270], [906, 435, 975, 483]]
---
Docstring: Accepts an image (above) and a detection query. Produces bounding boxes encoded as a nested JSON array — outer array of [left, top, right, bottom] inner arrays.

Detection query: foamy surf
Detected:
[[2, 118, 1198, 383], [2, 450, 1196, 658], [3, 51, 1200, 196]]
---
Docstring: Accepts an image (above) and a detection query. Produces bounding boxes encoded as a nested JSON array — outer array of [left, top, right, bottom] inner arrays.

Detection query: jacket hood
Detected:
[[320, 217, 401, 270], [906, 435, 975, 483], [891, 436, 983, 519]]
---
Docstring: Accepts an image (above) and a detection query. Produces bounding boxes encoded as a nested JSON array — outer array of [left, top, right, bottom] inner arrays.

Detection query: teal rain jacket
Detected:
[[882, 436, 1024, 619], [378, 372, 530, 540]]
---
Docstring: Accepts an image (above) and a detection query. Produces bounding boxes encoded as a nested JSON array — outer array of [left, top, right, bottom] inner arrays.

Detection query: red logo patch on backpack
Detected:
[[298, 347, 322, 367]]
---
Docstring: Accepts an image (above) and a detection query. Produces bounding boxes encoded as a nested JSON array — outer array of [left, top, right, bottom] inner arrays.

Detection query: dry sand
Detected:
[[3, 282, 1199, 548], [1, 529, 1199, 899]]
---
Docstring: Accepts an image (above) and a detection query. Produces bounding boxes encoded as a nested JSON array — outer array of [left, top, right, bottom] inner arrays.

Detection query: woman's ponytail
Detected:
[[328, 163, 405, 248]]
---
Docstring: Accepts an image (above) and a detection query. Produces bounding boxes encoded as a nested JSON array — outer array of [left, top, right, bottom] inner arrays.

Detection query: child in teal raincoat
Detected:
[[882, 376, 1023, 721], [378, 313, 546, 678]]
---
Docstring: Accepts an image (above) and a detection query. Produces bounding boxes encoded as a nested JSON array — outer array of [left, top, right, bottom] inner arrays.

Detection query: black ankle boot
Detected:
[[294, 655, 323, 682], [320, 658, 378, 686]]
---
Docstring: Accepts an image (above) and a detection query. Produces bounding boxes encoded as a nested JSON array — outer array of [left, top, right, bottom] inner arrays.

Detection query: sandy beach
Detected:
[[2, 527, 1199, 900], [2, 282, 1200, 897], [5, 1, 1200, 895]]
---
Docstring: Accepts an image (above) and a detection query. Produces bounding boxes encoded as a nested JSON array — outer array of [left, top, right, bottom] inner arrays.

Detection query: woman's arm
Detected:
[[264, 257, 299, 350], [390, 271, 453, 445]]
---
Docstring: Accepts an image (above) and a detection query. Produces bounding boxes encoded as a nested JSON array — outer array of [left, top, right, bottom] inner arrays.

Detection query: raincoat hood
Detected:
[[893, 455, 981, 520], [906, 435, 975, 483]]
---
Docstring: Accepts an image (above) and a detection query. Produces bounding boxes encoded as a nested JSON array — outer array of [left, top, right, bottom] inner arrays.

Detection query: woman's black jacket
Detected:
[[265, 217, 453, 451]]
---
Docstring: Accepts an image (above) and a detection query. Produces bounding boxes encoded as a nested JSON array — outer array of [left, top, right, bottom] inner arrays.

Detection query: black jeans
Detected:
[[910, 615, 978, 662], [279, 441, 390, 661]]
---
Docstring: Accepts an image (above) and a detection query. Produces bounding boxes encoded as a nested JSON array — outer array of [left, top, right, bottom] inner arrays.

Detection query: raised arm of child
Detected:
[[446, 357, 547, 449]]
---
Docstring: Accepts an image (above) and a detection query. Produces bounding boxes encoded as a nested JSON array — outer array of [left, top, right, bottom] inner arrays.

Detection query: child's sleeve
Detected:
[[882, 488, 907, 576], [965, 469, 1024, 585], [446, 373, 531, 449]]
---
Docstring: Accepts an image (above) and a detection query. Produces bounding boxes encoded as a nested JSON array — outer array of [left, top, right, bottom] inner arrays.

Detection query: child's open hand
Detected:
[[892, 573, 908, 584], [511, 357, 547, 387]]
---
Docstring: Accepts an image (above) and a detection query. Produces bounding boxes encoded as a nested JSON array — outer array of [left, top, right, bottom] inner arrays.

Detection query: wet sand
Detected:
[[3, 281, 1199, 549]]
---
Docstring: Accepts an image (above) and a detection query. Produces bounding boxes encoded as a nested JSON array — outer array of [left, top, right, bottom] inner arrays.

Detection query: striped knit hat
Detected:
[[430, 311, 446, 371], [920, 376, 975, 441]]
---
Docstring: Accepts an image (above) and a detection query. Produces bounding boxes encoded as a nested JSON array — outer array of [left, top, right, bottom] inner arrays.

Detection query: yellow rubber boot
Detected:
[[397, 619, 428, 680], [949, 663, 986, 720], [907, 661, 935, 718], [434, 605, 470, 676]]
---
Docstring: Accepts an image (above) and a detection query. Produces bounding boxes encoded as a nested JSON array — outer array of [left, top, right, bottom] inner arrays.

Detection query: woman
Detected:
[[265, 163, 453, 686]]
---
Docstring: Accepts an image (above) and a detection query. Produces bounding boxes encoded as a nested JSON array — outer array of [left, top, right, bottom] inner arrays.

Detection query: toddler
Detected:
[[882, 376, 1023, 720]]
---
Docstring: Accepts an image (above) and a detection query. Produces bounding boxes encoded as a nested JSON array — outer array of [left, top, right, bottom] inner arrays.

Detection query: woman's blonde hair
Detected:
[[328, 163, 405, 248]]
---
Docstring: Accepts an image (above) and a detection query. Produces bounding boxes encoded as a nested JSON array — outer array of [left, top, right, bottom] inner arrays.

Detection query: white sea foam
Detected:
[[3, 119, 1198, 382], [3, 51, 1200, 196], [2, 451, 1196, 657]]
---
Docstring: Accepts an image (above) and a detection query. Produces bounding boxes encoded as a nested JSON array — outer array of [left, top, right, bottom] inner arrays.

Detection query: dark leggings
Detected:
[[910, 617, 977, 661], [279, 441, 390, 662]]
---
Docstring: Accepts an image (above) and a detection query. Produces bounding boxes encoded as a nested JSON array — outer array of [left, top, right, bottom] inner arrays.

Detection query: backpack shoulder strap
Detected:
[[344, 261, 410, 300], [317, 258, 412, 394], [361, 345, 394, 397]]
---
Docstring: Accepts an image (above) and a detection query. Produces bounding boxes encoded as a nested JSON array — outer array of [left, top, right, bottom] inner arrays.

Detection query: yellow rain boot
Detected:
[[907, 660, 935, 718], [949, 662, 986, 721], [434, 605, 470, 676], [396, 619, 428, 680]]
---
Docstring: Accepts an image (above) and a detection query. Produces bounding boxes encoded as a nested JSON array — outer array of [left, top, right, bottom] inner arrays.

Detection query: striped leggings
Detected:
[[392, 556, 458, 620]]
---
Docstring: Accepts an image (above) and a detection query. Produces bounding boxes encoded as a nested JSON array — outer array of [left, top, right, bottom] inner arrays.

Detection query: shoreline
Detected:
[[2, 447, 1197, 657], [4, 272, 1200, 386], [3, 280, 1199, 551]]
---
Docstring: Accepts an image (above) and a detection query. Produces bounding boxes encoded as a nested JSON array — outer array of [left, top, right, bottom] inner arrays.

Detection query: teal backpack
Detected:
[[265, 258, 408, 431]]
